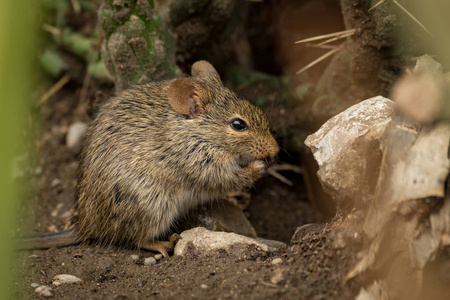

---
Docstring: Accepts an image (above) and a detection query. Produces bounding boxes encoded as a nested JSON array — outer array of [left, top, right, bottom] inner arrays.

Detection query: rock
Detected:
[[304, 96, 395, 207], [52, 274, 82, 286], [66, 122, 88, 151], [129, 254, 139, 262], [35, 285, 53, 297], [50, 178, 61, 188], [271, 258, 283, 266], [200, 284, 209, 289], [174, 227, 286, 257], [154, 254, 163, 260], [31, 283, 40, 289], [255, 238, 287, 254], [270, 268, 284, 284], [144, 257, 157, 266]]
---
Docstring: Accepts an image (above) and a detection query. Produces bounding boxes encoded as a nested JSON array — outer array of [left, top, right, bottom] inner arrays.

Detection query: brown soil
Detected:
[[13, 3, 357, 299]]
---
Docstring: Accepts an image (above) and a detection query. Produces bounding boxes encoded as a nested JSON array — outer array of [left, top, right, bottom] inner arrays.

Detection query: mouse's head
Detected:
[[167, 61, 279, 179]]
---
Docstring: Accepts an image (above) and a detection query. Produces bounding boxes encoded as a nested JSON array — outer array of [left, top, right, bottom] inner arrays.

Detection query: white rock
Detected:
[[52, 274, 82, 286], [270, 268, 284, 284], [200, 284, 209, 289], [144, 257, 157, 266], [50, 178, 61, 188], [174, 227, 286, 257], [154, 254, 163, 260], [130, 254, 139, 262], [31, 283, 40, 289], [66, 122, 88, 150], [35, 285, 53, 297], [271, 258, 283, 266]]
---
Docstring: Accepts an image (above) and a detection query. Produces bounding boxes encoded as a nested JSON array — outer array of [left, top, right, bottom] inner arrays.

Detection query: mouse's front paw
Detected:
[[248, 160, 266, 178], [140, 233, 181, 258]]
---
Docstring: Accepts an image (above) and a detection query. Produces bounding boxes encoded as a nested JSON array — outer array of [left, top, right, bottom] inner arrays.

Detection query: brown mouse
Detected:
[[21, 61, 279, 257]]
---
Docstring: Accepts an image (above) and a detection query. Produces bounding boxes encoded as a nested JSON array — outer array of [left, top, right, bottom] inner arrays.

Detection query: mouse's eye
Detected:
[[230, 118, 248, 131]]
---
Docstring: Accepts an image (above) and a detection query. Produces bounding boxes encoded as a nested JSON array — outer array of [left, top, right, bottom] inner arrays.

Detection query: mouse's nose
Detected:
[[255, 134, 279, 161]]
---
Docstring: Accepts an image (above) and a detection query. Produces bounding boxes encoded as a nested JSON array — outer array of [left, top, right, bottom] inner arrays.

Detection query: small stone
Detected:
[[31, 283, 40, 289], [271, 258, 283, 266], [52, 274, 82, 286], [154, 254, 163, 260], [200, 284, 209, 289], [66, 122, 88, 151], [50, 178, 61, 188], [270, 269, 284, 284], [130, 254, 139, 262], [35, 285, 53, 297], [28, 254, 39, 259], [35, 166, 42, 175], [144, 257, 157, 266]]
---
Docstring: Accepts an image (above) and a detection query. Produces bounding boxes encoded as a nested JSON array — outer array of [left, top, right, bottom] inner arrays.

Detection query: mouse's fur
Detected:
[[22, 61, 279, 251]]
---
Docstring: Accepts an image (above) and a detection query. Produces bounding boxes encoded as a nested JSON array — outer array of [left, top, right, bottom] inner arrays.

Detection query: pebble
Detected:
[[200, 284, 209, 289], [271, 258, 283, 266], [35, 285, 53, 297], [130, 254, 139, 262], [270, 269, 284, 284], [50, 178, 61, 188], [144, 257, 157, 266], [154, 254, 163, 260], [28, 254, 39, 259], [52, 274, 82, 286], [31, 283, 40, 289], [66, 122, 88, 150]]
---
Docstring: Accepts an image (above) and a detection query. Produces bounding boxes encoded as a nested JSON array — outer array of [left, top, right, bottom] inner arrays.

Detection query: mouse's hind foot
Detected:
[[140, 233, 181, 258]]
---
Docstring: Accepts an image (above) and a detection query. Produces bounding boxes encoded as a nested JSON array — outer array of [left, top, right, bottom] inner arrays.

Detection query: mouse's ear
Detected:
[[191, 61, 221, 83], [168, 78, 210, 119]]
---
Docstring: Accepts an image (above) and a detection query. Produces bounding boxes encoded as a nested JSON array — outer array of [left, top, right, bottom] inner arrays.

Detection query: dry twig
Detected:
[[38, 75, 71, 106], [294, 29, 355, 44], [267, 163, 303, 186], [295, 46, 344, 75]]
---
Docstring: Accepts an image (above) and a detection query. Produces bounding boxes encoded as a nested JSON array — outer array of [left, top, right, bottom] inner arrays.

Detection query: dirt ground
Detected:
[[12, 2, 359, 299]]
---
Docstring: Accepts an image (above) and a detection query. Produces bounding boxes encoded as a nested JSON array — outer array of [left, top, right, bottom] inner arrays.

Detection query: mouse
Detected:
[[20, 60, 279, 257]]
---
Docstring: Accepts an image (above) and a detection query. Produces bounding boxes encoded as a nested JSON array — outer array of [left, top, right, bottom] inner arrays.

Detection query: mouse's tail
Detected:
[[16, 226, 82, 250]]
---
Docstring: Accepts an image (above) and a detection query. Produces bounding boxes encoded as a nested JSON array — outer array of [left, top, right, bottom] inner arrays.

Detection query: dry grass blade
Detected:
[[312, 31, 355, 47], [70, 0, 81, 14], [295, 46, 343, 75], [393, 0, 434, 37], [368, 0, 386, 12], [38, 75, 71, 106], [267, 164, 303, 186], [294, 29, 355, 44], [42, 24, 61, 36], [308, 44, 338, 50], [269, 163, 303, 174], [267, 168, 293, 186]]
